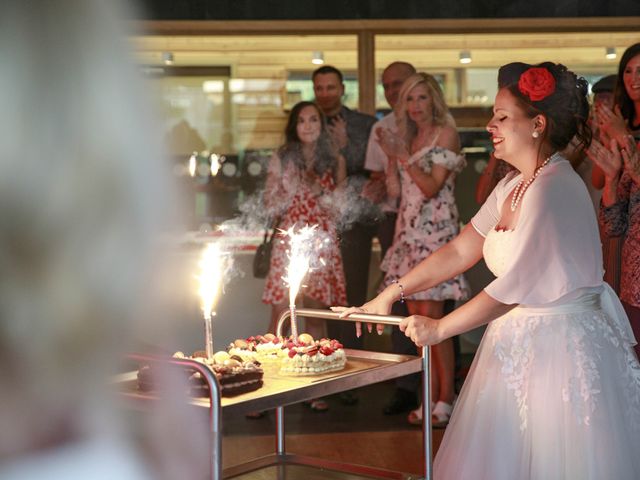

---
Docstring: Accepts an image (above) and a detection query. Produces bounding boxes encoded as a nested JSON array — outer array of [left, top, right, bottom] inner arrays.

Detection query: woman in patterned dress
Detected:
[[262, 101, 347, 342], [588, 42, 640, 359], [377, 73, 470, 426]]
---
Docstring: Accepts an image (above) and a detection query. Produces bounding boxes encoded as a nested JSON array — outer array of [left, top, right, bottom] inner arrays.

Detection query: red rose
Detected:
[[518, 67, 556, 102]]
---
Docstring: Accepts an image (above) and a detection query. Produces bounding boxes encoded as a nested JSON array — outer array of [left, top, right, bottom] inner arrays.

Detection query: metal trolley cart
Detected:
[[119, 308, 434, 480]]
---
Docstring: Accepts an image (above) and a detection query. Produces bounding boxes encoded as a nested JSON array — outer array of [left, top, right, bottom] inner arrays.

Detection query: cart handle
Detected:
[[276, 307, 404, 337]]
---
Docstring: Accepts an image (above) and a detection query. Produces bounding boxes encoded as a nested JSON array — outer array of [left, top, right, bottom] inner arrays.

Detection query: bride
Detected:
[[336, 62, 640, 479]]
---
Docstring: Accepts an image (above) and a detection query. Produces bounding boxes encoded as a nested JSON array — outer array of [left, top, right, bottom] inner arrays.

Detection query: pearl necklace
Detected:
[[510, 157, 551, 212]]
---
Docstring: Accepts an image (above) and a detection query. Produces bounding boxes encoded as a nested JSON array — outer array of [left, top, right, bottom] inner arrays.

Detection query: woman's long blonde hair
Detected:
[[395, 72, 450, 145]]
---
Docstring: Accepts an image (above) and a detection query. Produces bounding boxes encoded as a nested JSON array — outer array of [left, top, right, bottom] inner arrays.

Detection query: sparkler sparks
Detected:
[[188, 152, 197, 177], [210, 153, 220, 177], [196, 242, 230, 358], [282, 224, 318, 339]]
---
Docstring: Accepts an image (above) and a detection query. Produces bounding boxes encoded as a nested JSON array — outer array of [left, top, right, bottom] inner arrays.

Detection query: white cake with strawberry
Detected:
[[279, 333, 346, 376], [228, 332, 347, 376], [227, 333, 287, 365]]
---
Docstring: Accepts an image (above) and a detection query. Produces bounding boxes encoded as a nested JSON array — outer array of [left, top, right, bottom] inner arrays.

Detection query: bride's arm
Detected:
[[338, 223, 486, 317], [401, 291, 515, 347], [384, 222, 485, 301]]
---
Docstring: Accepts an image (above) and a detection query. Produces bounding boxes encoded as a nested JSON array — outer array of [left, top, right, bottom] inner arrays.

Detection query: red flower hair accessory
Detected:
[[518, 67, 556, 102]]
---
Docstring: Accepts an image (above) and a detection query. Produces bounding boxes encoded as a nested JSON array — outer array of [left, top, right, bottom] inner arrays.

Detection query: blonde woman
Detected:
[[376, 73, 470, 426]]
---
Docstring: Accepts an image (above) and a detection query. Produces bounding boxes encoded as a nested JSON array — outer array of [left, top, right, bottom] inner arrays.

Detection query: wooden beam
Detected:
[[357, 31, 376, 115], [134, 17, 640, 36]]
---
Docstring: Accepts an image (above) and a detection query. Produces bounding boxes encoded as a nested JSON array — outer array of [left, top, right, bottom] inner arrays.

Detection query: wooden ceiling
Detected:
[[132, 30, 640, 72]]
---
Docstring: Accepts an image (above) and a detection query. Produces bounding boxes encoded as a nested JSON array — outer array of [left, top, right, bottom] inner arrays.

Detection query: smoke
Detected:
[[206, 153, 382, 289], [322, 176, 382, 231]]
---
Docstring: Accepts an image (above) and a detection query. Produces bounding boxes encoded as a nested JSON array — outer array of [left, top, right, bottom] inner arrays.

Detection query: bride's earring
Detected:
[[532, 131, 540, 138]]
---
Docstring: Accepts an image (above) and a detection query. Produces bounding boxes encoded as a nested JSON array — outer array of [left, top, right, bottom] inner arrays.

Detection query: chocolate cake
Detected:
[[137, 350, 264, 397]]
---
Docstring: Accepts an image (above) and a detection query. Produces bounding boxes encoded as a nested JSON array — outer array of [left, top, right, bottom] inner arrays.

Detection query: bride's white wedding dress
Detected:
[[434, 154, 640, 479]]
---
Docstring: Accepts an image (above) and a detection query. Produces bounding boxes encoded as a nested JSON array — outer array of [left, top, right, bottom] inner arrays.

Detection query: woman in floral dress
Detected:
[[262, 101, 347, 342], [377, 73, 470, 426]]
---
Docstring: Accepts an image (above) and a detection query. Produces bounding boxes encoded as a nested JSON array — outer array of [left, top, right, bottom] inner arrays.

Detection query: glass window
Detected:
[[135, 35, 358, 225]]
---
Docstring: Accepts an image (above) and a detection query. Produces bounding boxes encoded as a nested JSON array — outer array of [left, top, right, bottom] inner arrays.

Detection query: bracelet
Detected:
[[392, 279, 406, 303]]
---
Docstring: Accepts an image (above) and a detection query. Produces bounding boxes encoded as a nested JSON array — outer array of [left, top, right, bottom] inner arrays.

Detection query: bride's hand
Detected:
[[400, 315, 444, 347], [331, 294, 394, 337]]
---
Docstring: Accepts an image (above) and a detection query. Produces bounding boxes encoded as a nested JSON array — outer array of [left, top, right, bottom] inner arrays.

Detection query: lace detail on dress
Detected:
[[623, 353, 640, 431], [489, 308, 640, 432], [562, 310, 640, 429], [608, 313, 640, 431], [490, 313, 541, 431], [561, 313, 602, 426]]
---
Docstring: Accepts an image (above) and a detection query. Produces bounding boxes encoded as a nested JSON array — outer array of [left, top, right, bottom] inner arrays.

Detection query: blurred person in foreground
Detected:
[[0, 1, 207, 479]]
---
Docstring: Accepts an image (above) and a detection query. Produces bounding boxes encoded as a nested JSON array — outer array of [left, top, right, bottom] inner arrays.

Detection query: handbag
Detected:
[[253, 218, 280, 279]]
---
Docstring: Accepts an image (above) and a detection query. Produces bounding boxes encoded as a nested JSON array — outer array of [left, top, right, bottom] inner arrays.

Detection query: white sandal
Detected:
[[407, 401, 435, 426], [431, 400, 453, 428], [408, 400, 453, 427]]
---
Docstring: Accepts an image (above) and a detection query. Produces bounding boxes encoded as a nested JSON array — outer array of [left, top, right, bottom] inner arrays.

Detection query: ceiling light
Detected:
[[162, 51, 174, 65], [605, 47, 617, 60], [459, 50, 472, 64], [311, 51, 324, 65]]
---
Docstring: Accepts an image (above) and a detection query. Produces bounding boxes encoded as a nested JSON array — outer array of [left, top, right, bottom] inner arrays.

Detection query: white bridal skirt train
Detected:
[[435, 286, 640, 480]]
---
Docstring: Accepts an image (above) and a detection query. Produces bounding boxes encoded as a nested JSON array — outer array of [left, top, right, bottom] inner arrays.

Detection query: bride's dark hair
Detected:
[[498, 62, 592, 153]]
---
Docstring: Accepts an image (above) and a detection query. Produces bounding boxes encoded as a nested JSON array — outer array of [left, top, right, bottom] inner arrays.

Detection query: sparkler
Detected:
[[210, 153, 220, 177], [196, 242, 229, 358], [282, 224, 318, 340], [188, 152, 197, 177]]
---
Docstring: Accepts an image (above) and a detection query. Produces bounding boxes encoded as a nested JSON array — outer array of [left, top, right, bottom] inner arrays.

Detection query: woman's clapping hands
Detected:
[[619, 135, 640, 185], [587, 135, 640, 185], [376, 127, 408, 159], [595, 103, 628, 145], [586, 137, 623, 181]]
